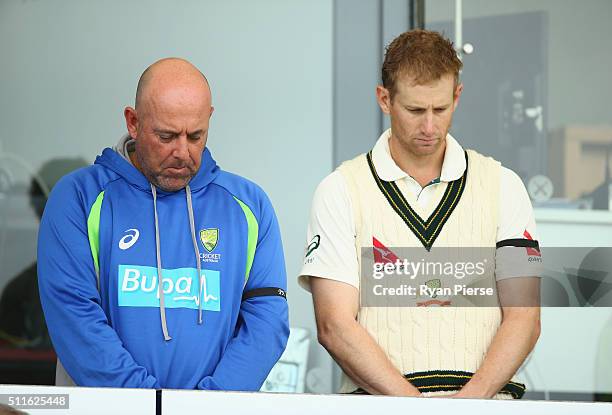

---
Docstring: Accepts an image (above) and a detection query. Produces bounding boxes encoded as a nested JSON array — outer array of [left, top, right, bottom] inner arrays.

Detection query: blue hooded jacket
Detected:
[[37, 138, 289, 390]]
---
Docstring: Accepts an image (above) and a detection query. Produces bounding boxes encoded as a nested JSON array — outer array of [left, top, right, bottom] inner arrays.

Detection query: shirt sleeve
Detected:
[[495, 167, 543, 280], [197, 190, 289, 391], [37, 176, 160, 388], [298, 171, 360, 292]]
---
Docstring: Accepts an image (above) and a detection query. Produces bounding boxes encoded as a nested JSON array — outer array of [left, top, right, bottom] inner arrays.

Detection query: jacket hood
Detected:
[[94, 134, 220, 194]]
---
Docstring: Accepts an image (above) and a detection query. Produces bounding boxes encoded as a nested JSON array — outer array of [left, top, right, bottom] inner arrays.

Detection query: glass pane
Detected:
[[427, 0, 612, 212], [426, 0, 612, 402]]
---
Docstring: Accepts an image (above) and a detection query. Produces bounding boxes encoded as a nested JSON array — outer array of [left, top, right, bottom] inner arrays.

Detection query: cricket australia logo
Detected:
[[199, 228, 221, 263], [200, 228, 219, 252]]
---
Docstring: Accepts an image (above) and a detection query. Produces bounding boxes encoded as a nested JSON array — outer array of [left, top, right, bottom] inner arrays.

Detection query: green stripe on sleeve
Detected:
[[87, 191, 105, 290], [232, 196, 259, 284]]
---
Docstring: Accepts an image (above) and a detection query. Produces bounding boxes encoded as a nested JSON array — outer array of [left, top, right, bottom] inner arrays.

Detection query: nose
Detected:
[[172, 135, 190, 160], [421, 111, 435, 136]]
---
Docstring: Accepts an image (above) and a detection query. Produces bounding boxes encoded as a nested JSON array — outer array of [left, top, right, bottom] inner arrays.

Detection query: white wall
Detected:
[[0, 0, 334, 392]]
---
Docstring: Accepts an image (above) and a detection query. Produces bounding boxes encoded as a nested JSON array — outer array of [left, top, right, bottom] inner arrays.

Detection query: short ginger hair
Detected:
[[382, 29, 462, 98]]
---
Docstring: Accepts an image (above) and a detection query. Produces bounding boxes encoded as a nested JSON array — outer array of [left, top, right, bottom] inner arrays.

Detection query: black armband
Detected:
[[242, 287, 287, 301]]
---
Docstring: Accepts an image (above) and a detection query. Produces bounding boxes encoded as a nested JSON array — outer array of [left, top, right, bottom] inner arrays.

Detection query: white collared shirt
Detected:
[[299, 129, 541, 290]]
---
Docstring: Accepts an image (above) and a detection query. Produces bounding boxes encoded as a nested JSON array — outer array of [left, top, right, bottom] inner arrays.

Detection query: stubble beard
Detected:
[[394, 133, 445, 159], [406, 122, 452, 159], [135, 151, 195, 192]]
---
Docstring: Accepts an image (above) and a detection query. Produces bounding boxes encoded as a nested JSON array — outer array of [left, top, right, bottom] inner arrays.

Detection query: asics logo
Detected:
[[119, 229, 140, 250], [305, 235, 320, 258]]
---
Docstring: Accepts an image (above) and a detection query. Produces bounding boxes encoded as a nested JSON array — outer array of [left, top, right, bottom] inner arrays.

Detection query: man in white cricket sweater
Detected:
[[299, 30, 542, 399]]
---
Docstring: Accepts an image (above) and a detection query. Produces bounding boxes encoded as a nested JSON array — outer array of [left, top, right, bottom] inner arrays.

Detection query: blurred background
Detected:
[[0, 0, 611, 402]]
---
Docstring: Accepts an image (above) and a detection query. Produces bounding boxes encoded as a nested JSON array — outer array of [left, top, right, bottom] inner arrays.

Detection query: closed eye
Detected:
[[154, 129, 178, 141], [407, 108, 425, 114], [188, 129, 205, 141], [158, 134, 175, 141]]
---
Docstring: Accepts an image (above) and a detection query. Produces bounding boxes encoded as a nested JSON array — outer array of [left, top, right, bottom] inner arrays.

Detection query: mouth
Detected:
[[414, 137, 438, 145], [165, 167, 190, 176]]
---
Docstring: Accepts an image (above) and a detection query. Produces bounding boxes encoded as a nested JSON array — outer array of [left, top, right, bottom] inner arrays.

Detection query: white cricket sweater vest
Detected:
[[337, 148, 520, 398]]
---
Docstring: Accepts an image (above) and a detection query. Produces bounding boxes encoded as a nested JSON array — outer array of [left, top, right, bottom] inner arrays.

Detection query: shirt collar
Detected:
[[371, 128, 466, 183]]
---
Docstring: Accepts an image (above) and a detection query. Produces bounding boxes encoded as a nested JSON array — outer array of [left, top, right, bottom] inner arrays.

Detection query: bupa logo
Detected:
[[117, 265, 220, 311], [119, 229, 140, 250]]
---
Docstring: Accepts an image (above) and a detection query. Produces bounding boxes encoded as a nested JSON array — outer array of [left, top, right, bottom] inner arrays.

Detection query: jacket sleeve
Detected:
[[197, 192, 289, 391], [37, 176, 160, 388]]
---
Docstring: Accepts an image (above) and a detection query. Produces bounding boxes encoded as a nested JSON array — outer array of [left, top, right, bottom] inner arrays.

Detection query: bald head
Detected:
[[124, 58, 214, 192], [135, 58, 212, 112]]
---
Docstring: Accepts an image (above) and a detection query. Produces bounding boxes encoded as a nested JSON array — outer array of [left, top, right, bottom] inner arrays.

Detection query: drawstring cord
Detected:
[[151, 184, 172, 341], [185, 185, 204, 324], [151, 184, 205, 341]]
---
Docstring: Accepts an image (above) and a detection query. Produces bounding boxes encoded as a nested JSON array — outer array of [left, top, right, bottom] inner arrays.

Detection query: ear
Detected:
[[124, 107, 139, 139], [453, 83, 463, 110], [376, 85, 392, 114]]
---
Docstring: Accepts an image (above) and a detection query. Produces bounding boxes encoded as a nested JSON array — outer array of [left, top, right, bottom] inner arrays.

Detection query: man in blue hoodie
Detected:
[[37, 58, 289, 390]]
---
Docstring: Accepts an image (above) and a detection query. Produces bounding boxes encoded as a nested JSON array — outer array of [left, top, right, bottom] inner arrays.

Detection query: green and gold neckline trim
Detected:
[[366, 150, 468, 251]]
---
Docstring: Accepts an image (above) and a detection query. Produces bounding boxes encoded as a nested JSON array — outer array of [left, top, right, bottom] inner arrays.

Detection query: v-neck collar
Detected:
[[366, 150, 469, 251]]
